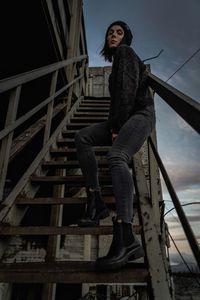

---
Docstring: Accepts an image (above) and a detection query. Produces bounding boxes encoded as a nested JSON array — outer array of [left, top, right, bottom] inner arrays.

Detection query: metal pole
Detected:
[[148, 136, 200, 270]]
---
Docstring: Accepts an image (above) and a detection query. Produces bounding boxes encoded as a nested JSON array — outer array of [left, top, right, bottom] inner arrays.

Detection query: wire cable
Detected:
[[164, 201, 200, 287], [168, 229, 200, 287], [164, 202, 200, 217], [165, 47, 200, 82]]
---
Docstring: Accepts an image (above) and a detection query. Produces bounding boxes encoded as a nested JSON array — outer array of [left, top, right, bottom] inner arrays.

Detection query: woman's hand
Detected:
[[112, 133, 118, 142]]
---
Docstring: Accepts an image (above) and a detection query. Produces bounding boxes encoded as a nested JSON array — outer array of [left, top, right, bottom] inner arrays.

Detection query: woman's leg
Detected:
[[95, 106, 155, 270], [75, 121, 112, 226], [108, 105, 156, 223], [75, 121, 112, 189]]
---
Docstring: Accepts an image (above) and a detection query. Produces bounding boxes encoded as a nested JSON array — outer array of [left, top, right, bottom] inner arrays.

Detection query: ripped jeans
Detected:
[[75, 105, 156, 223]]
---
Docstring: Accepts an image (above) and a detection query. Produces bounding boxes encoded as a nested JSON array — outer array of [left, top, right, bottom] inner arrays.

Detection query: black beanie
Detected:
[[106, 20, 133, 46]]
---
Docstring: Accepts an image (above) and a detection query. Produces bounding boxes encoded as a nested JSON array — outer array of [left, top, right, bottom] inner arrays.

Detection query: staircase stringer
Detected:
[[133, 150, 174, 300]]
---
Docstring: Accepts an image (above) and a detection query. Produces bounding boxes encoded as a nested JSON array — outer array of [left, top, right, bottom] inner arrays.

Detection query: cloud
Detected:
[[161, 158, 200, 192], [177, 117, 195, 133], [167, 215, 200, 224]]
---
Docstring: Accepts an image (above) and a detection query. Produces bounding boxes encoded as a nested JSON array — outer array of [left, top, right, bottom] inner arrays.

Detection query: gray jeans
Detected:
[[75, 105, 156, 223]]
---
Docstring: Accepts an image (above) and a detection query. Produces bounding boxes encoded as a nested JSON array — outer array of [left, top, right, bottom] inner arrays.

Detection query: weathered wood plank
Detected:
[[0, 261, 148, 283], [16, 196, 115, 205], [42, 159, 109, 168], [0, 55, 87, 93], [77, 107, 109, 112], [0, 225, 141, 235], [70, 116, 107, 122], [50, 146, 111, 157], [61, 130, 78, 137], [79, 103, 110, 107], [74, 111, 109, 116], [30, 175, 111, 185]]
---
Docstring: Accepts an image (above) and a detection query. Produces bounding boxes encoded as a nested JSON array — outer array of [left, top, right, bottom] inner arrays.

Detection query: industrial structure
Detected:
[[0, 1, 199, 299]]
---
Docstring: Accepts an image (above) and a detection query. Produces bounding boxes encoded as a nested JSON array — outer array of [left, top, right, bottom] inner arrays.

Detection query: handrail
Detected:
[[0, 54, 88, 202], [148, 136, 200, 270], [0, 55, 87, 93], [0, 74, 84, 141], [148, 73, 200, 134]]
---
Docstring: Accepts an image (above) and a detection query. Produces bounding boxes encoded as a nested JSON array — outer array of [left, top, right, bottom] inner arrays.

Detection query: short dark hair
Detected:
[[100, 20, 133, 62]]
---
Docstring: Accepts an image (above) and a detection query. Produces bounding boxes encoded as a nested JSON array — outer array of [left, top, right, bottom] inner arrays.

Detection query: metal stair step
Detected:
[[0, 261, 148, 283], [0, 225, 141, 236]]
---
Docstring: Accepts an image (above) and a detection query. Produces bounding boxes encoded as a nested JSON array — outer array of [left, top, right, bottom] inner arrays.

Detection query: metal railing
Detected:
[[148, 73, 200, 270], [0, 54, 88, 203]]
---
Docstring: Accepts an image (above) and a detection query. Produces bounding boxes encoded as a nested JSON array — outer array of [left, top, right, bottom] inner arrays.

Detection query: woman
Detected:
[[75, 20, 156, 271]]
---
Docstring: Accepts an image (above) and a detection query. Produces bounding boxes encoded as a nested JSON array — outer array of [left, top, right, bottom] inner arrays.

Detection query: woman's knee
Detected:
[[75, 129, 86, 147], [107, 149, 130, 167]]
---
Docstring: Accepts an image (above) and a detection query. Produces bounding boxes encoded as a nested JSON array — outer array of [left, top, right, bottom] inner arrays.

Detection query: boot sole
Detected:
[[95, 245, 144, 272]]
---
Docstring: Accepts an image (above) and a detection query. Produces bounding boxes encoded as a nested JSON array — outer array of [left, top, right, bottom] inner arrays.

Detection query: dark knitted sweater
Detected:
[[108, 44, 154, 133]]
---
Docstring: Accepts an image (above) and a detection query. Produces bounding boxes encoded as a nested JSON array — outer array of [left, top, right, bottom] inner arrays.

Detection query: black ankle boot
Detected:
[[77, 188, 110, 227], [95, 217, 144, 271]]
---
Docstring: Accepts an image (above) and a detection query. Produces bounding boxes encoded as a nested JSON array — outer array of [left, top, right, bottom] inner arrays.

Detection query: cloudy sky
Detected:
[[82, 0, 200, 263]]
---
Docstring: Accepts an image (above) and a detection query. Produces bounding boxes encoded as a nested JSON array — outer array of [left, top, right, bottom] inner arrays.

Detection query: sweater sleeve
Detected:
[[109, 45, 141, 133]]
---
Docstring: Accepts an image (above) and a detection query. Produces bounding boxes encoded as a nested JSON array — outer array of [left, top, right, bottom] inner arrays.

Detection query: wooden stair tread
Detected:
[[31, 175, 112, 185], [74, 112, 109, 116], [61, 130, 80, 137], [0, 261, 148, 283], [51, 146, 110, 153], [0, 225, 141, 235], [81, 100, 110, 104], [70, 117, 107, 121], [66, 123, 98, 128], [77, 107, 109, 110], [42, 160, 132, 168], [50, 147, 110, 157], [16, 196, 115, 205]]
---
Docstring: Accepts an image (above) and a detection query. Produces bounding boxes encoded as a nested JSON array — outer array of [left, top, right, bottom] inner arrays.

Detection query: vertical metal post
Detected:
[[42, 154, 65, 300], [43, 70, 58, 145], [0, 86, 21, 201], [65, 0, 82, 112], [149, 136, 200, 271], [133, 151, 173, 300], [148, 128, 163, 233]]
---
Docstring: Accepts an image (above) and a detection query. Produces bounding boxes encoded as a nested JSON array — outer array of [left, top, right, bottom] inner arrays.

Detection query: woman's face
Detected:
[[107, 25, 125, 48]]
